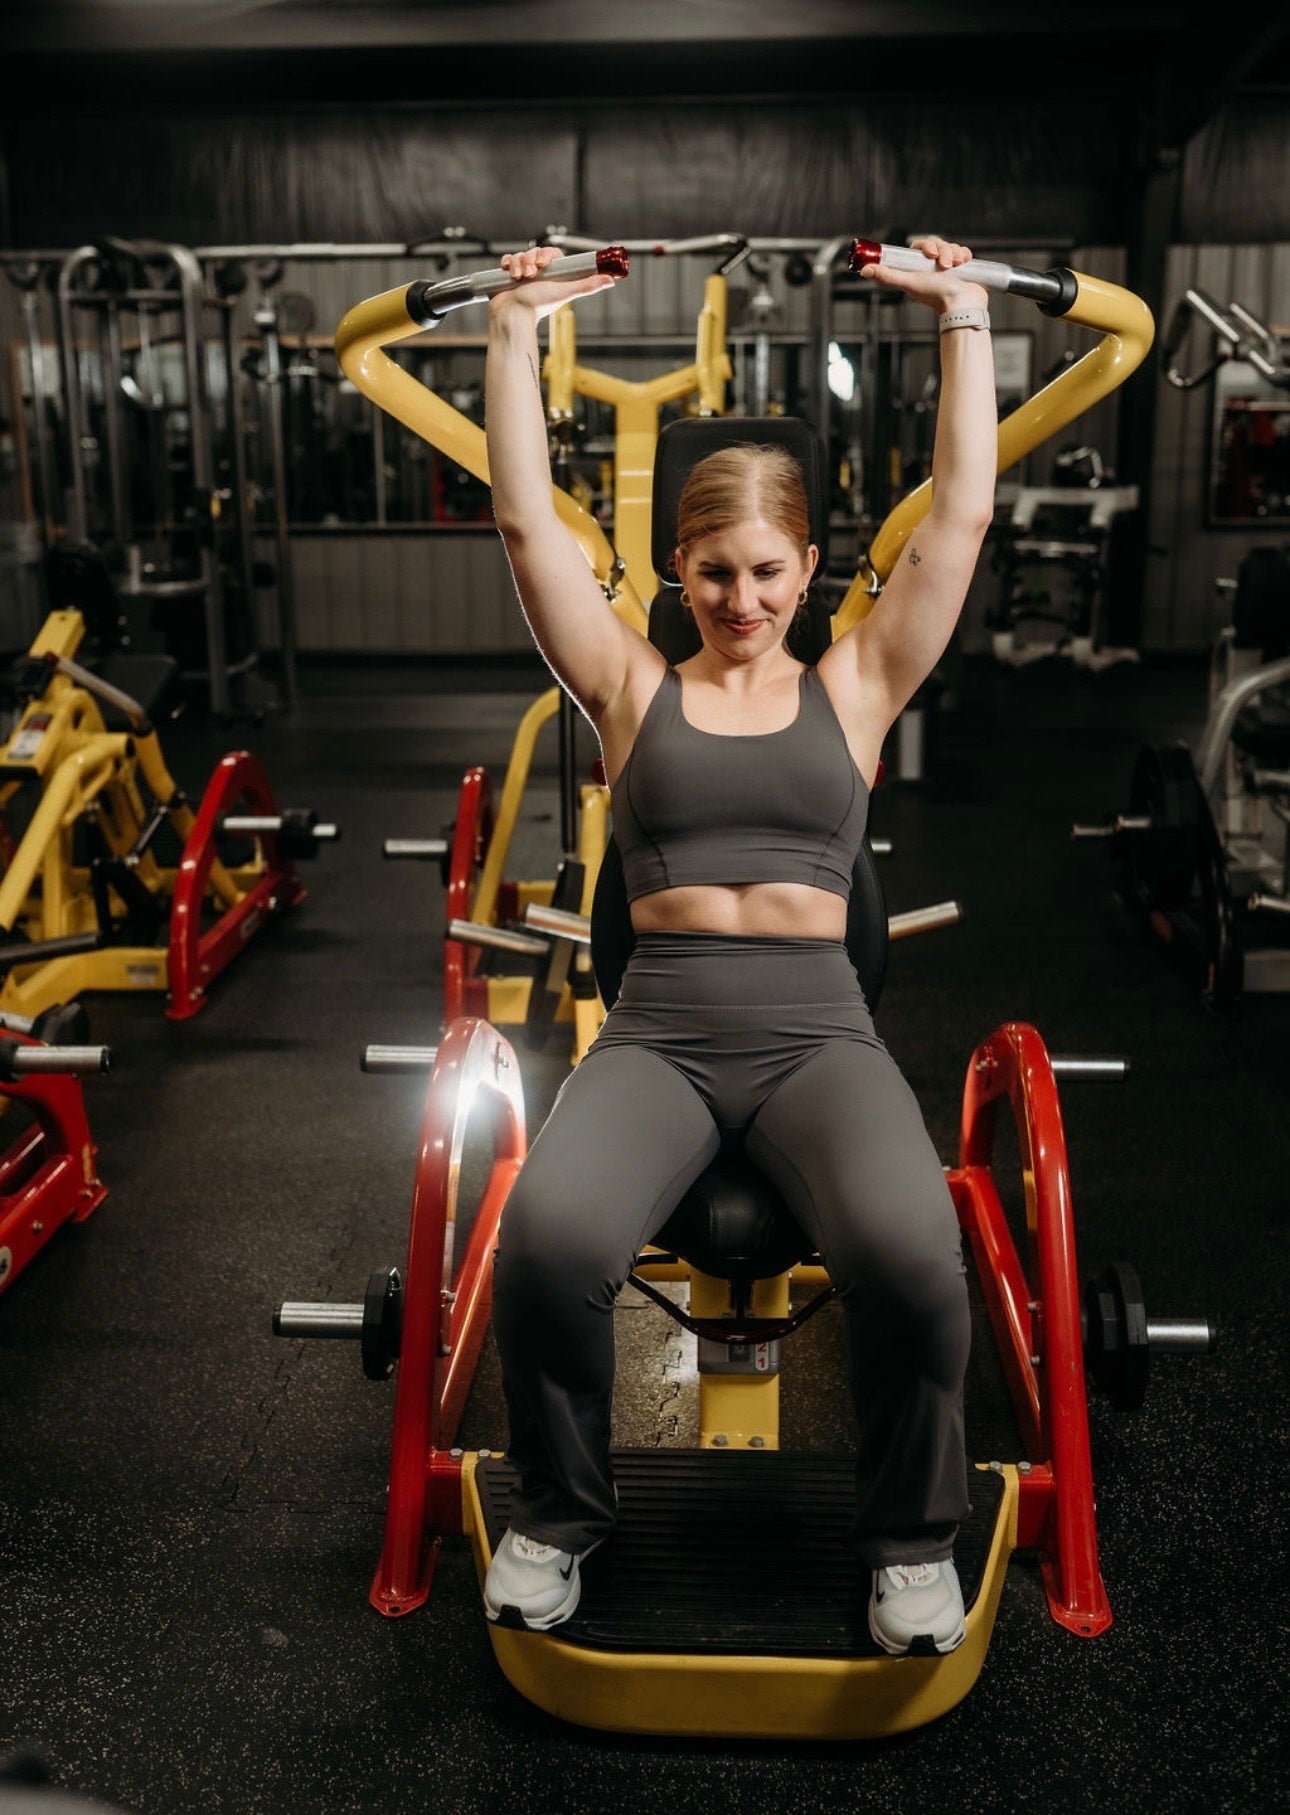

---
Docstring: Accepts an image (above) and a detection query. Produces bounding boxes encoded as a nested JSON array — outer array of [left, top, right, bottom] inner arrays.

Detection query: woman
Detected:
[[482, 238, 996, 1655]]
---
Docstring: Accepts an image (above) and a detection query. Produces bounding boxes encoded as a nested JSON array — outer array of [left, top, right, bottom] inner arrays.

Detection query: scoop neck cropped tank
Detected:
[[609, 664, 869, 903]]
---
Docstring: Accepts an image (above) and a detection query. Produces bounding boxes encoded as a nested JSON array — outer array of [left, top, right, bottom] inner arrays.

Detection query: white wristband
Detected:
[[939, 307, 991, 335]]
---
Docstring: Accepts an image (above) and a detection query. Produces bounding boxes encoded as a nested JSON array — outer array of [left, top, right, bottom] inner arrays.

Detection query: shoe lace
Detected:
[[512, 1534, 562, 1564], [885, 1562, 940, 1590]]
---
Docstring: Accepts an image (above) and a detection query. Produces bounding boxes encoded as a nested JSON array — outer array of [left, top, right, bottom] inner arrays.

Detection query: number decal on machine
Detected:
[[7, 714, 52, 763]]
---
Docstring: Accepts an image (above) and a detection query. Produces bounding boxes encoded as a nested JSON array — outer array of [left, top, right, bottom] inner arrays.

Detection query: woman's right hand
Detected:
[[490, 245, 622, 324]]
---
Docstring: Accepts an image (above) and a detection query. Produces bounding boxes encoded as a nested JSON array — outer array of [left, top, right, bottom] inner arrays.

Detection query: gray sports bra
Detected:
[[609, 665, 869, 903]]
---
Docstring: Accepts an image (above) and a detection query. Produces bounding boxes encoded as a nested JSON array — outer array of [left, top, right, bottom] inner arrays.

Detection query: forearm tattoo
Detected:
[[908, 544, 922, 566], [527, 354, 541, 396]]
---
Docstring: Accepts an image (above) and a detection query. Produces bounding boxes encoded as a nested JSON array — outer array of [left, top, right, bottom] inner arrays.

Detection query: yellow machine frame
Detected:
[[0, 610, 306, 1022], [338, 265, 731, 1052], [338, 257, 1153, 1059]]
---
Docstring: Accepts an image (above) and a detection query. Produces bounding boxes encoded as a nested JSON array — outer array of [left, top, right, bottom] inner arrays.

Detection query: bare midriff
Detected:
[[629, 880, 848, 940]]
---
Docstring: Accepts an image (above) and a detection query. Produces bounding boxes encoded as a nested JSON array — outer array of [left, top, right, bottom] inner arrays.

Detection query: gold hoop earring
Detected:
[[680, 589, 692, 609], [797, 587, 809, 606]]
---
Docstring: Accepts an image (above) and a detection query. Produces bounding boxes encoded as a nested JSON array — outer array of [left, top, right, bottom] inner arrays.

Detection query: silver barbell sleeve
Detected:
[[384, 838, 448, 859], [888, 901, 963, 939], [6, 1044, 110, 1076], [361, 1045, 439, 1073], [446, 917, 549, 958], [1071, 816, 1153, 839], [1146, 1318, 1215, 1353], [222, 815, 340, 841], [274, 1302, 363, 1339], [1051, 1057, 1130, 1078], [524, 903, 593, 945]]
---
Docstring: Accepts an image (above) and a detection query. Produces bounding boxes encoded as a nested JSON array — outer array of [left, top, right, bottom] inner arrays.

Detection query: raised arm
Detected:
[[821, 237, 997, 749], [486, 247, 654, 719]]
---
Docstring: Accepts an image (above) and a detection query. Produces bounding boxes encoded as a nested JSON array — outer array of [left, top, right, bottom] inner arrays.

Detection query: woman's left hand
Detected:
[[855, 236, 989, 314]]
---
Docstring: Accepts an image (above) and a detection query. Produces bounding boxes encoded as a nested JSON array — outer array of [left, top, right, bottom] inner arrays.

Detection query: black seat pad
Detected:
[[654, 1147, 814, 1281], [1232, 691, 1290, 769]]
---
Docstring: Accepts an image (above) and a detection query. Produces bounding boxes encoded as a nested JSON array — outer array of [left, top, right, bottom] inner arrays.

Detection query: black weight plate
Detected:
[[1195, 799, 1243, 1010], [1125, 742, 1202, 910], [1104, 1260, 1150, 1412], [361, 1266, 402, 1381]]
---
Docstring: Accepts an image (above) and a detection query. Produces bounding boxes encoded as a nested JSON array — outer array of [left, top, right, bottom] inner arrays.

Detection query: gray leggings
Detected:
[[492, 933, 971, 1567]]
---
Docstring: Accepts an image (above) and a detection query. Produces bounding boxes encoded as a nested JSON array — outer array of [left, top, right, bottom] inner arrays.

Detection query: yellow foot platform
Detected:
[[467, 1450, 1015, 1739]]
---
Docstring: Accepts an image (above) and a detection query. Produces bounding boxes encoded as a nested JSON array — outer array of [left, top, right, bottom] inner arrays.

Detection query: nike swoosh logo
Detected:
[[559, 1560, 575, 1580]]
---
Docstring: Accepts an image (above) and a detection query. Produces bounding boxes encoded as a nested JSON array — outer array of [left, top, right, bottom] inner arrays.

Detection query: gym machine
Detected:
[[49, 237, 318, 719], [988, 444, 1141, 670], [0, 1020, 110, 1300], [266, 242, 1219, 1740], [355, 239, 972, 1057], [1075, 291, 1290, 1006], [0, 603, 337, 1025], [279, 1014, 1210, 1737]]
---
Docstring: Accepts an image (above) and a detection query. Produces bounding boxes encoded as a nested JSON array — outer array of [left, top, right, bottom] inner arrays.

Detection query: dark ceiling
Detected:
[[3, 3, 1288, 140]]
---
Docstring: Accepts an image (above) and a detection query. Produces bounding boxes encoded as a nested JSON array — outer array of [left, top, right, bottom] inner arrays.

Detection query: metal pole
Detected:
[[101, 299, 131, 548], [255, 296, 299, 706], [170, 242, 232, 718], [810, 236, 851, 443], [55, 247, 100, 544], [221, 296, 262, 688], [18, 282, 58, 545]]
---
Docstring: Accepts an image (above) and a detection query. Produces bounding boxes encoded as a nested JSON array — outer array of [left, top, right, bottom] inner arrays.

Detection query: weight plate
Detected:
[[361, 1266, 402, 1381], [1084, 1260, 1150, 1412], [1124, 743, 1202, 911], [1195, 802, 1243, 1010]]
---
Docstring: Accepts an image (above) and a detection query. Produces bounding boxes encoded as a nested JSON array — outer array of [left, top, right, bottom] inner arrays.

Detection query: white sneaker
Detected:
[[483, 1528, 599, 1631], [868, 1559, 966, 1656]]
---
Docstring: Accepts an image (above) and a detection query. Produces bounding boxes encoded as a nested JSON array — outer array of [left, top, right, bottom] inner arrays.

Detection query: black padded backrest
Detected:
[[650, 415, 831, 582], [648, 416, 833, 667]]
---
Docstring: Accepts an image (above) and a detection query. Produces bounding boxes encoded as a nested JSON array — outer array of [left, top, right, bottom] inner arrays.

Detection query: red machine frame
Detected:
[[0, 1034, 107, 1299], [167, 750, 308, 1021], [442, 768, 496, 1027], [366, 1013, 1113, 1637]]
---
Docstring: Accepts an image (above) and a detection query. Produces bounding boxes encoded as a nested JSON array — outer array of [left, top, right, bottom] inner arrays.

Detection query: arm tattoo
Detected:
[[908, 544, 922, 566], [526, 354, 542, 397]]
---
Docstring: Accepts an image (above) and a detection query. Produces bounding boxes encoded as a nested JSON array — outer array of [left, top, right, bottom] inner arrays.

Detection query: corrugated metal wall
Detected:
[[5, 236, 1285, 655]]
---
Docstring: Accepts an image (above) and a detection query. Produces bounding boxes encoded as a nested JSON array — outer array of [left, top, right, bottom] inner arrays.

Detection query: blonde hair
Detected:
[[674, 445, 811, 562]]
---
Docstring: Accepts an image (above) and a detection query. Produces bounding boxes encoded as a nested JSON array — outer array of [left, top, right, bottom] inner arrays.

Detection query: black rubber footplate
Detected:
[[475, 1450, 1006, 1657]]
